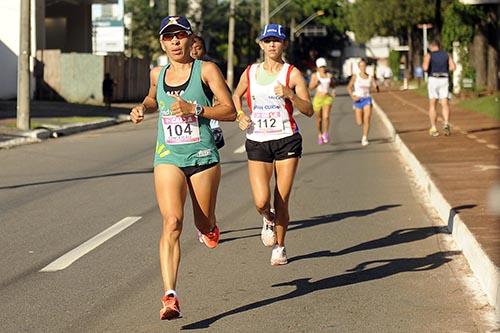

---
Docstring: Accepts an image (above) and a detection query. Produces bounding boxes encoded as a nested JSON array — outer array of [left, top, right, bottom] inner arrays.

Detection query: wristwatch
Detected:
[[194, 102, 204, 116]]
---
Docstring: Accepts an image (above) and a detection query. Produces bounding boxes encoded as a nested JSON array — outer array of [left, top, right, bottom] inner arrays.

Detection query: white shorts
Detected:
[[428, 77, 449, 100]]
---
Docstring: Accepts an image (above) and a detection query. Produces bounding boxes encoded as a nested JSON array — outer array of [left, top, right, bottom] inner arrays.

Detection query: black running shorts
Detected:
[[245, 133, 302, 163]]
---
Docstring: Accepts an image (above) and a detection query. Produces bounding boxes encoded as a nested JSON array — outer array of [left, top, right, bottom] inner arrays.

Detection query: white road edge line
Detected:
[[40, 216, 142, 272]]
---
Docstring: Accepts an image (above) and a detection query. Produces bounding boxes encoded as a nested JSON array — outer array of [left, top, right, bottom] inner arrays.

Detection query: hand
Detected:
[[274, 83, 295, 100], [237, 114, 252, 131], [170, 95, 194, 116], [351, 95, 360, 102], [130, 104, 146, 124]]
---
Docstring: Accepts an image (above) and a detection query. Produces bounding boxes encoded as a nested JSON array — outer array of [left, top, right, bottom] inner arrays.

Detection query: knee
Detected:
[[254, 198, 270, 215], [162, 215, 183, 234]]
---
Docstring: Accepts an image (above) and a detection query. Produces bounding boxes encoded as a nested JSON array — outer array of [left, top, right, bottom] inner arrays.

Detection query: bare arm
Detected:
[[422, 53, 431, 72], [347, 74, 359, 101], [232, 68, 252, 130], [201, 61, 236, 121], [371, 76, 379, 93], [130, 67, 160, 123], [308, 72, 319, 90], [284, 67, 313, 117]]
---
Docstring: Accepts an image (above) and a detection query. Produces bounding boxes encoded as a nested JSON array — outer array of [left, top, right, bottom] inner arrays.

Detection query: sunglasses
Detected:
[[161, 30, 191, 41], [261, 38, 283, 44]]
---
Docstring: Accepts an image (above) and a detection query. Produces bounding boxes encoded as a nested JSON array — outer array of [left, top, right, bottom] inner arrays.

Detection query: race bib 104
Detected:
[[162, 115, 200, 145]]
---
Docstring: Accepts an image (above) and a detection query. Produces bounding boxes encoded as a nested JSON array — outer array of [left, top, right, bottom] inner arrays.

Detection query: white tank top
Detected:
[[353, 74, 372, 98], [316, 72, 332, 94], [245, 63, 298, 142]]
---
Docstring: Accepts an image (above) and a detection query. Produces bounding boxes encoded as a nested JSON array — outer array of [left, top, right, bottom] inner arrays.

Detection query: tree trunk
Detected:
[[470, 27, 487, 88], [434, 0, 442, 38], [485, 4, 499, 91], [407, 26, 414, 79]]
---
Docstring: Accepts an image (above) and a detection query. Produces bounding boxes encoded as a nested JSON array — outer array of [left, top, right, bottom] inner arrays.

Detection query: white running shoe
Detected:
[[361, 136, 369, 146], [197, 230, 204, 243], [271, 245, 288, 266], [261, 209, 276, 247]]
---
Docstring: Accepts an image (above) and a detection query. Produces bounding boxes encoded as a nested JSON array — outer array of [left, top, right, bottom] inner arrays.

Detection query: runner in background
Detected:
[[422, 39, 456, 137], [309, 57, 336, 145], [191, 35, 226, 149], [129, 16, 236, 320], [232, 23, 313, 266], [347, 58, 379, 146]]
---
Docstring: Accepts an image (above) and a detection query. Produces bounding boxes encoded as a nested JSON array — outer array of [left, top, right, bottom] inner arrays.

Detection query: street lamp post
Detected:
[[417, 23, 432, 81], [227, 0, 236, 91]]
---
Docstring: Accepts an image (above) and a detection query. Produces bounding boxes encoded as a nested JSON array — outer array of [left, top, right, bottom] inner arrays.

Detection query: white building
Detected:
[[0, 0, 117, 100]]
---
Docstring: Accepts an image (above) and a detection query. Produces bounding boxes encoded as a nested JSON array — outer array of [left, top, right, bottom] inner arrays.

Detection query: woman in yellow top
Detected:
[[309, 57, 336, 144]]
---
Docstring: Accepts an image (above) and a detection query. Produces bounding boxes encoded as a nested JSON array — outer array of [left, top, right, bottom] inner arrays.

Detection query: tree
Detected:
[[346, 0, 435, 75]]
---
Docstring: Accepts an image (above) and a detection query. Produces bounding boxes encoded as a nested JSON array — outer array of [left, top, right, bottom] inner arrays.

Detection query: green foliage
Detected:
[[458, 93, 500, 120], [346, 0, 434, 43], [441, 0, 484, 87], [123, 0, 350, 72], [389, 50, 400, 81], [441, 1, 483, 51]]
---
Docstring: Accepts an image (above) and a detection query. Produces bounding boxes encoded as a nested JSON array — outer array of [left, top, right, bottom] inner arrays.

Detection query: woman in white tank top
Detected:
[[309, 57, 336, 144], [347, 58, 379, 146], [232, 23, 313, 266]]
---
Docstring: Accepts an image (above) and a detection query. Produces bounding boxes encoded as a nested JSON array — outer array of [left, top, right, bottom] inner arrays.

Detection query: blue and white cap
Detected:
[[159, 16, 192, 35], [259, 23, 286, 41]]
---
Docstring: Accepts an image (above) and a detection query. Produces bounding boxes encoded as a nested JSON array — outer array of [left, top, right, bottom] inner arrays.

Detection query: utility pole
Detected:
[[260, 0, 269, 27], [227, 0, 236, 91], [169, 0, 176, 16], [17, 0, 31, 130]]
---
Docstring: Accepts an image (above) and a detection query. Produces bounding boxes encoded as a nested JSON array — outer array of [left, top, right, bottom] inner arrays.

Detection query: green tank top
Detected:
[[153, 60, 219, 167]]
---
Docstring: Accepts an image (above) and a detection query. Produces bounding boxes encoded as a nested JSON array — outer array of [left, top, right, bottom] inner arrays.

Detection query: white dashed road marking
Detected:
[[40, 216, 142, 272]]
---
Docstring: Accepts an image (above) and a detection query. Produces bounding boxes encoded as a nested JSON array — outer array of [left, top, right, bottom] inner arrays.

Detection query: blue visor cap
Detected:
[[159, 16, 192, 35], [259, 24, 286, 41]]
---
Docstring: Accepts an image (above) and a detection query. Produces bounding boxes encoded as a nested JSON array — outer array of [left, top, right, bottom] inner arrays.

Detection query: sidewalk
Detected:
[[373, 89, 500, 316], [0, 101, 134, 148]]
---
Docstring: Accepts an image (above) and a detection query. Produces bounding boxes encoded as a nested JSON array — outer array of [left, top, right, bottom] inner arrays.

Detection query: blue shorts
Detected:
[[353, 97, 372, 110]]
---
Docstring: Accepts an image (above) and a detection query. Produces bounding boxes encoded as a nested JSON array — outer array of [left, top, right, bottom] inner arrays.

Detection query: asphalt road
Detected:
[[0, 89, 492, 332]]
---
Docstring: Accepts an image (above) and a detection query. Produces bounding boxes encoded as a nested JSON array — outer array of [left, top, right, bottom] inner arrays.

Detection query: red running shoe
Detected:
[[160, 294, 181, 320], [200, 224, 220, 249]]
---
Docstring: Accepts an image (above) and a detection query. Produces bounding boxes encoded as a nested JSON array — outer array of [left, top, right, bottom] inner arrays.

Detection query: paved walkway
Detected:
[[373, 89, 500, 315]]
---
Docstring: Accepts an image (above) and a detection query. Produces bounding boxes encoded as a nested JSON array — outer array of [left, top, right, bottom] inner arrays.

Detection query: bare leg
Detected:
[[321, 104, 332, 134], [355, 108, 363, 126], [187, 164, 221, 234], [247, 160, 274, 220], [154, 164, 187, 292], [362, 105, 372, 137], [440, 98, 450, 124], [273, 158, 299, 246], [315, 111, 322, 137], [429, 98, 438, 128]]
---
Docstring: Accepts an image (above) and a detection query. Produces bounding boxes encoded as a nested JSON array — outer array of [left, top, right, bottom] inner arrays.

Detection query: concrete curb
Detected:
[[373, 100, 500, 317], [0, 115, 130, 149]]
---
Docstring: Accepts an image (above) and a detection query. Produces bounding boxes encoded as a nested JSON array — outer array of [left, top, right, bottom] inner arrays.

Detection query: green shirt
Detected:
[[153, 60, 219, 167]]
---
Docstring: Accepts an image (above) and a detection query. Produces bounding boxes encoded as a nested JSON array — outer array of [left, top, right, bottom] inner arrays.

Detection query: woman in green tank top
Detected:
[[129, 16, 236, 320]]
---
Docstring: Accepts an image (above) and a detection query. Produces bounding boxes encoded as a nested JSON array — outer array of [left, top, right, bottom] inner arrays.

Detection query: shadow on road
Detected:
[[182, 251, 461, 330], [287, 226, 449, 264], [219, 204, 401, 244], [0, 169, 153, 190]]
